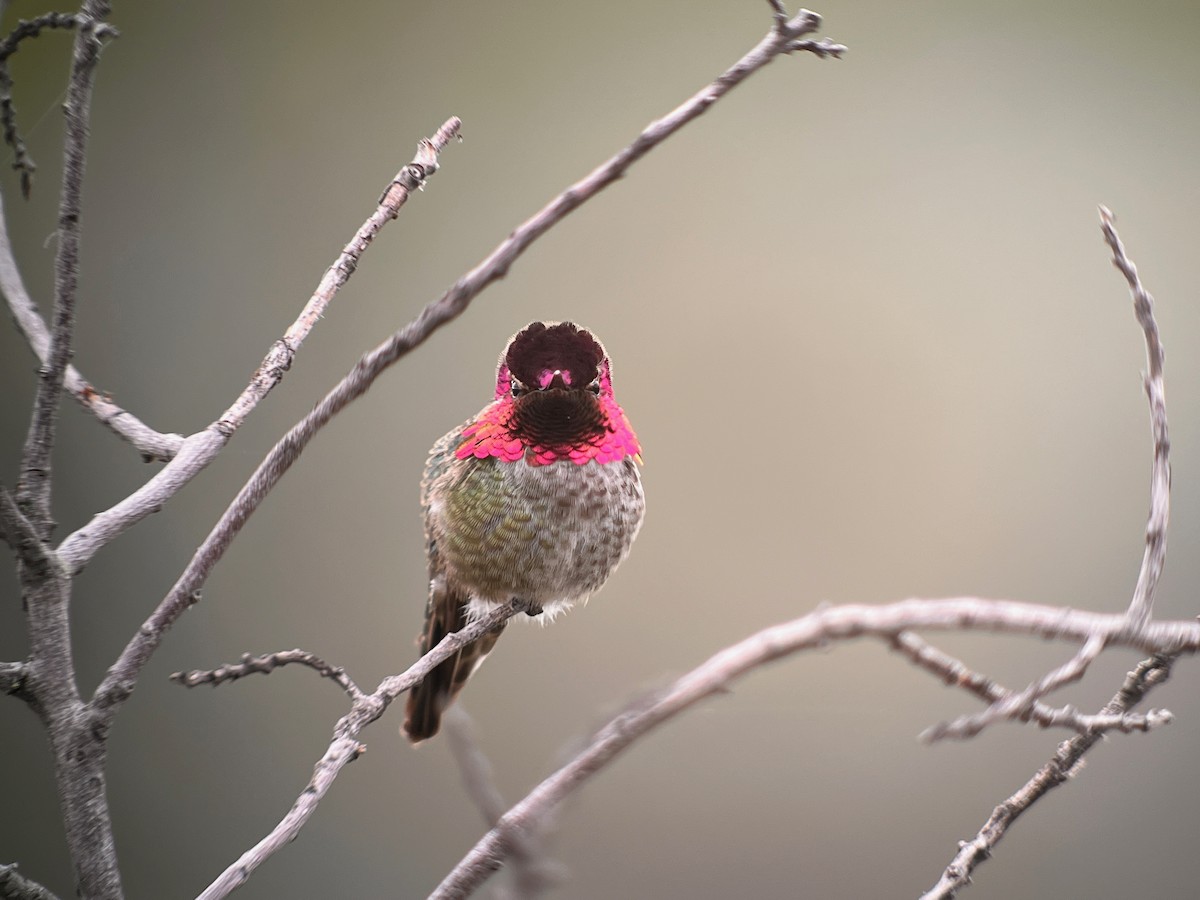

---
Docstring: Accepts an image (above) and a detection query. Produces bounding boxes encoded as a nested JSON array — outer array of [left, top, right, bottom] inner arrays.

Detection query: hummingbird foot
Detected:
[[515, 597, 544, 617]]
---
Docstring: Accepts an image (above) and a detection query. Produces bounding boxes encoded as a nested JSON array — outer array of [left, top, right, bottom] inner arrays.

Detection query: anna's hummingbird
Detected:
[[403, 321, 645, 743]]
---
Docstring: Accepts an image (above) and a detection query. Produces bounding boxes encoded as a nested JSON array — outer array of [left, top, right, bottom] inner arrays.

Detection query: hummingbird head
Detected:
[[456, 321, 641, 466], [498, 321, 608, 447], [497, 320, 610, 397]]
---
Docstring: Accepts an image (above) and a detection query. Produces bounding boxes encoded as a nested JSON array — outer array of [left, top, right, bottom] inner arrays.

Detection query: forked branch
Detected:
[[54, 116, 463, 573], [920, 207, 1176, 896], [187, 602, 523, 900], [93, 3, 844, 733], [890, 632, 1170, 738], [921, 654, 1175, 899]]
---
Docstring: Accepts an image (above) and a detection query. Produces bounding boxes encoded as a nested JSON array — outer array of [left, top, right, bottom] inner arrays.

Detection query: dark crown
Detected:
[[505, 322, 604, 388]]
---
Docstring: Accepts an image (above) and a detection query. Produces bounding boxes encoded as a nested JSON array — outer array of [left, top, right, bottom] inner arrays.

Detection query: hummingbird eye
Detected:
[[587, 379, 601, 395], [510, 377, 527, 398]]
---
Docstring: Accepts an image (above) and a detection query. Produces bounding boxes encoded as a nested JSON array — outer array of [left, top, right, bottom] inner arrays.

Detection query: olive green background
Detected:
[[3, 1, 1200, 897]]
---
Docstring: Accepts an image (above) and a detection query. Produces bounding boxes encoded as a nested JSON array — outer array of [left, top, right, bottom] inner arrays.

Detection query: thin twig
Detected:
[[0, 187, 183, 461], [785, 37, 846, 58], [194, 602, 522, 900], [0, 660, 29, 700], [88, 0, 843, 739], [443, 708, 565, 898], [55, 116, 463, 573], [442, 708, 511, 827], [921, 654, 1175, 899], [0, 483, 54, 574], [1100, 206, 1169, 631], [0, 862, 61, 900], [170, 649, 363, 702], [14, 5, 112, 539], [890, 632, 1170, 737], [924, 633, 1107, 741], [920, 207, 1174, 896], [0, 12, 115, 198], [428, 601, 1195, 898]]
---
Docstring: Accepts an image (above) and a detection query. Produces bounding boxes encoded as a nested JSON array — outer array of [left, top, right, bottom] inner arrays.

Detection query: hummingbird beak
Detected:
[[540, 370, 570, 391]]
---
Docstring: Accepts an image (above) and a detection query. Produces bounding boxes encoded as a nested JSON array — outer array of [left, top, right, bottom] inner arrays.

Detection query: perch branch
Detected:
[[1100, 206, 1169, 631], [921, 654, 1175, 899], [0, 862, 61, 900], [0, 187, 183, 461], [429, 600, 1194, 898], [55, 116, 463, 573], [890, 632, 1169, 737], [170, 649, 363, 702], [193, 601, 523, 900], [89, 1, 844, 729]]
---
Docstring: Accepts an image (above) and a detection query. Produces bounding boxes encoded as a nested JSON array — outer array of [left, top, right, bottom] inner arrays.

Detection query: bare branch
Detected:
[[54, 116, 463, 573], [430, 601, 1194, 898], [9, 9, 126, 896], [0, 188, 184, 461], [0, 660, 30, 701], [170, 649, 363, 702], [0, 483, 54, 574], [14, 3, 113, 539], [443, 708, 565, 898], [442, 708, 510, 826], [786, 37, 847, 57], [766, 0, 790, 31], [0, 862, 61, 900], [1100, 206, 1169, 631], [919, 209, 1175, 896], [195, 601, 522, 900], [88, 4, 844, 729], [924, 633, 1107, 741], [891, 632, 1170, 737], [0, 12, 115, 199], [921, 654, 1175, 899]]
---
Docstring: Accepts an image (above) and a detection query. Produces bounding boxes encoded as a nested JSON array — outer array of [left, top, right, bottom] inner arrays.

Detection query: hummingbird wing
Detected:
[[402, 570, 505, 743], [403, 422, 506, 743]]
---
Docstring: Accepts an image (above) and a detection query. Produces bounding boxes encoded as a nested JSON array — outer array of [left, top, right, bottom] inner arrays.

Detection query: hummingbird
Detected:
[[403, 321, 645, 743]]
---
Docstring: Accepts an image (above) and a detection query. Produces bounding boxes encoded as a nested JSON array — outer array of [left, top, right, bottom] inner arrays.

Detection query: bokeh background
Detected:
[[3, 1, 1200, 897]]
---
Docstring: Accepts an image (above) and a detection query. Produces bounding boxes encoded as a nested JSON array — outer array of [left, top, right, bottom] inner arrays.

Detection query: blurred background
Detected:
[[3, 0, 1200, 897]]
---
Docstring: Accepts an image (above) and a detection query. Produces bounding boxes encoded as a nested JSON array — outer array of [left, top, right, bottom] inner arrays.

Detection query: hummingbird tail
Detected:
[[403, 593, 506, 743]]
